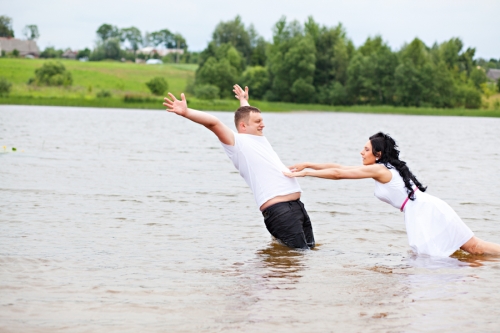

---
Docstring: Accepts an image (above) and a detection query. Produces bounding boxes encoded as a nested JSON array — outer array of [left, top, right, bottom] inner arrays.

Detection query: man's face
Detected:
[[240, 112, 265, 136]]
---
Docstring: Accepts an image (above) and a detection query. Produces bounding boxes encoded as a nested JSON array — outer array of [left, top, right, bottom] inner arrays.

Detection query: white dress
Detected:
[[374, 167, 473, 257]]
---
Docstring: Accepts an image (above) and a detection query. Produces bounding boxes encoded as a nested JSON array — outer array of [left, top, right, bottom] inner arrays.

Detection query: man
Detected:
[[163, 85, 315, 249]]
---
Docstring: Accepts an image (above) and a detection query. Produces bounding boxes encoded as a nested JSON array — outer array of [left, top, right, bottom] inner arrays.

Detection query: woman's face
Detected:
[[360, 140, 377, 165]]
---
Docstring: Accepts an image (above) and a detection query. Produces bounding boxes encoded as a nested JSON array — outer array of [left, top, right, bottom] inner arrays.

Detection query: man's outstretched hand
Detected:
[[233, 85, 250, 106], [163, 93, 188, 116]]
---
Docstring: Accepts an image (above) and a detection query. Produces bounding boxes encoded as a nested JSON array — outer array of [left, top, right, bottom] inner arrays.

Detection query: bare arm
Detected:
[[289, 162, 361, 172], [233, 84, 250, 107], [283, 164, 392, 183], [163, 93, 234, 145]]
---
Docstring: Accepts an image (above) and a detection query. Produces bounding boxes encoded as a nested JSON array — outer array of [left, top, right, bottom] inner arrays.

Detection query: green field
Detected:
[[1, 58, 500, 117]]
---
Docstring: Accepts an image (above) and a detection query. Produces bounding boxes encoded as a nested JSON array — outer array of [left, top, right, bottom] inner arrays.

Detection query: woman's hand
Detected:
[[283, 170, 305, 178], [288, 162, 309, 172]]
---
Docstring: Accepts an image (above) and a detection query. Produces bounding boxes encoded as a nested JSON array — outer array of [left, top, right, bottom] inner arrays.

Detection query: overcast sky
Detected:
[[2, 0, 499, 59]]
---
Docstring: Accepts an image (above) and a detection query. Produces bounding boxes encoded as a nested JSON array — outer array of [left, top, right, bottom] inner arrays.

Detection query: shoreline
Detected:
[[1, 96, 500, 117]]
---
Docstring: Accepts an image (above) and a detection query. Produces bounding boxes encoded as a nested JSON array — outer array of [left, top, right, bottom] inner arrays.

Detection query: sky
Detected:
[[2, 0, 500, 59]]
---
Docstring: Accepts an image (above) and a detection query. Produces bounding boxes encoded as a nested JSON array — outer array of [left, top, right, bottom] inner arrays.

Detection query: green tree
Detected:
[[304, 18, 351, 88], [267, 17, 316, 103], [0, 16, 14, 37], [40, 47, 63, 58], [393, 38, 436, 106], [120, 27, 142, 53], [195, 42, 245, 98], [212, 15, 252, 63], [90, 38, 123, 60], [438, 38, 463, 69], [346, 36, 398, 104], [469, 68, 487, 89], [249, 37, 267, 66], [23, 25, 39, 40], [430, 61, 456, 108], [96, 24, 119, 41], [240, 66, 270, 100], [151, 29, 173, 48], [33, 62, 73, 86], [77, 48, 91, 59], [196, 56, 239, 98]]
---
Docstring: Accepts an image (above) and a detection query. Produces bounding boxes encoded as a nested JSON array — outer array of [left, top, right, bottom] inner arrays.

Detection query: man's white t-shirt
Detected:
[[221, 132, 302, 208]]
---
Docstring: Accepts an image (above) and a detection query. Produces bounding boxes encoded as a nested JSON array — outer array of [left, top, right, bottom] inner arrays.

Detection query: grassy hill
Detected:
[[1, 58, 499, 117], [0, 58, 195, 98]]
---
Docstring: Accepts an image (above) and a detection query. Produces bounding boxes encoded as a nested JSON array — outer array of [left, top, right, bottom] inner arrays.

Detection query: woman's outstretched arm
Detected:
[[288, 162, 360, 172], [284, 164, 392, 183]]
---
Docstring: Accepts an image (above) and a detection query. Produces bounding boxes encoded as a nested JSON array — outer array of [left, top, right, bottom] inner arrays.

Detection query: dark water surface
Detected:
[[1, 105, 499, 332]]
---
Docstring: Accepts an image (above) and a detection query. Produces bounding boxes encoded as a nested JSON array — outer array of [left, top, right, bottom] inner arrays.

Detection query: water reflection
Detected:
[[401, 251, 500, 269], [256, 242, 306, 283]]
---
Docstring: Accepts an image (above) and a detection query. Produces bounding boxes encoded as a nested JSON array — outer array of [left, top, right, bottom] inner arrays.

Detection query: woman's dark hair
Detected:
[[369, 132, 426, 200]]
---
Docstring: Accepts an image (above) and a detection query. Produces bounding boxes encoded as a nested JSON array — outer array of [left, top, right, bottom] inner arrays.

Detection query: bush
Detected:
[[123, 93, 158, 103], [194, 84, 220, 100], [33, 61, 73, 86], [493, 99, 500, 110], [146, 77, 168, 96], [96, 90, 111, 98], [0, 77, 12, 96], [457, 85, 482, 109]]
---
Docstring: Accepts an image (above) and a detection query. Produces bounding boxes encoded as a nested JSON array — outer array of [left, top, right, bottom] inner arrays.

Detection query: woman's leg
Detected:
[[460, 236, 500, 255]]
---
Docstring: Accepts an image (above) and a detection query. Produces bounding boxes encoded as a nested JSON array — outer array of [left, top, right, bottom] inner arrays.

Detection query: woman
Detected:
[[284, 132, 500, 257]]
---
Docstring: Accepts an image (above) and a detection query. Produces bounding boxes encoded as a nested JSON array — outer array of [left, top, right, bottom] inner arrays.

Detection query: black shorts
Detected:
[[262, 199, 315, 249]]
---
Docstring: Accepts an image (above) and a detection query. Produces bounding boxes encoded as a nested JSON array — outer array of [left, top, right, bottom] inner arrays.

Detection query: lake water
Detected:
[[1, 105, 500, 332]]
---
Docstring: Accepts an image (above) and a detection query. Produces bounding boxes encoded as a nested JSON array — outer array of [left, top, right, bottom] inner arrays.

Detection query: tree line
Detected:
[[193, 16, 500, 109], [38, 23, 197, 63]]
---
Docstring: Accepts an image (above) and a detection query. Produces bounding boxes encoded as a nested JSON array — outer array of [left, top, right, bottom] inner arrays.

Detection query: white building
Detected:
[[137, 47, 184, 57], [0, 37, 40, 57]]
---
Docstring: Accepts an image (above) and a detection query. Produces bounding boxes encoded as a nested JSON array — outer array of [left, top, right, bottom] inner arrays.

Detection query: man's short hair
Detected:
[[234, 106, 261, 128]]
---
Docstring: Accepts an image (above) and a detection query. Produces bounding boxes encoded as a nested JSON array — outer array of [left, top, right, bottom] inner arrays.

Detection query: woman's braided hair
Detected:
[[370, 132, 427, 200]]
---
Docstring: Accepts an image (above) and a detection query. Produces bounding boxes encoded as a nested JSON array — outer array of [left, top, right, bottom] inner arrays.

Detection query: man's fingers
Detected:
[[180, 93, 186, 103], [245, 86, 249, 96]]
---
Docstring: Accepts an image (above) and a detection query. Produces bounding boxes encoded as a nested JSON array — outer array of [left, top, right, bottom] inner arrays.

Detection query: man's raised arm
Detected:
[[163, 93, 234, 145], [233, 85, 250, 107]]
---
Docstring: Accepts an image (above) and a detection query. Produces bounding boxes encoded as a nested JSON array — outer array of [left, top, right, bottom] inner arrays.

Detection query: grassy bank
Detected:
[[1, 58, 500, 117], [3, 95, 500, 117]]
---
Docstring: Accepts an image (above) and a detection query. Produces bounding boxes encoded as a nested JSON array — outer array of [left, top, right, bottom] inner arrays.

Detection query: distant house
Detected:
[[137, 47, 184, 57], [486, 69, 500, 82], [0, 37, 40, 57], [62, 49, 78, 59]]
